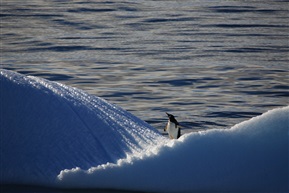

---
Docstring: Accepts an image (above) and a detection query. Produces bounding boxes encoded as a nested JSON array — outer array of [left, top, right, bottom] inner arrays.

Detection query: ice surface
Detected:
[[1, 70, 288, 192], [58, 106, 289, 192], [0, 69, 165, 185]]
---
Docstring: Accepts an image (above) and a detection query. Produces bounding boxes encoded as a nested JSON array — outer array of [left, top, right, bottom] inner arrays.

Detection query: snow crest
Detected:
[[0, 69, 165, 185], [1, 69, 288, 192], [58, 106, 289, 192]]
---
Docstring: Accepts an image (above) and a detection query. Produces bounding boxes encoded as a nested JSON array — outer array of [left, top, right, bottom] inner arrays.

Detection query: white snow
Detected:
[[0, 69, 165, 185], [1, 69, 288, 192], [58, 106, 289, 192]]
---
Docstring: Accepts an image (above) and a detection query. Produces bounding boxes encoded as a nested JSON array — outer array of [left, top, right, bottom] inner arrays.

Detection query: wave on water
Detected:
[[1, 70, 288, 192]]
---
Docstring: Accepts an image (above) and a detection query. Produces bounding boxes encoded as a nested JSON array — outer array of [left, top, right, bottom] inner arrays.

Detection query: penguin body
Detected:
[[164, 113, 181, 139]]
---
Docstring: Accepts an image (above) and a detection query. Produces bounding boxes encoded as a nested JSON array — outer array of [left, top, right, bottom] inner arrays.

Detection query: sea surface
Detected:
[[1, 0, 288, 135]]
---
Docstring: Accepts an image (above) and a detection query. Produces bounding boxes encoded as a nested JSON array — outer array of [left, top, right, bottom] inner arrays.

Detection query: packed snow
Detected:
[[1, 69, 288, 192], [0, 69, 166, 185], [58, 106, 289, 192]]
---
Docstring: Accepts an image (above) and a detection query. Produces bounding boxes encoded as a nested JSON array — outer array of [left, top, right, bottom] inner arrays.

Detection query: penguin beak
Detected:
[[166, 112, 170, 117]]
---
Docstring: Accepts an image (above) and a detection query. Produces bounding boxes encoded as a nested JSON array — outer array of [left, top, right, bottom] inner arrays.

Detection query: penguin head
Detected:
[[166, 112, 179, 125]]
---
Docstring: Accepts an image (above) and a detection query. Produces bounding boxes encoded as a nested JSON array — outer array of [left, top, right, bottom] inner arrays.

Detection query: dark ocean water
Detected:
[[1, 0, 288, 136]]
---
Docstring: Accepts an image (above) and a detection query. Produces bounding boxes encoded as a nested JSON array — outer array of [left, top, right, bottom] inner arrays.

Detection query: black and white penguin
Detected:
[[164, 112, 181, 139]]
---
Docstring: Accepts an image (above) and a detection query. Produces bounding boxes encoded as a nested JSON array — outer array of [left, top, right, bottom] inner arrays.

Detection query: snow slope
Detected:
[[0, 69, 165, 185], [58, 106, 289, 192], [1, 69, 288, 192]]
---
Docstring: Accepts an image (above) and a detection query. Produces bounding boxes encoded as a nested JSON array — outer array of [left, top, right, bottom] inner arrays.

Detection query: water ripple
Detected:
[[1, 0, 288, 133]]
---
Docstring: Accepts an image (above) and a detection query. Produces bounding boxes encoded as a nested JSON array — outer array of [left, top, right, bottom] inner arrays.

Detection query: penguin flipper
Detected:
[[177, 127, 181, 139]]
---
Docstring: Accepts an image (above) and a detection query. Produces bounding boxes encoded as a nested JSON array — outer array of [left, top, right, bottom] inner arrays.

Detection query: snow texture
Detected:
[[0, 69, 165, 185], [1, 69, 288, 192], [58, 106, 289, 192]]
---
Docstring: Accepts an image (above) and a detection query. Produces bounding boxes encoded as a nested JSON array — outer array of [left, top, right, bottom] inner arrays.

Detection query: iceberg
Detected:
[[1, 69, 288, 192], [0, 69, 165, 185], [59, 106, 289, 192]]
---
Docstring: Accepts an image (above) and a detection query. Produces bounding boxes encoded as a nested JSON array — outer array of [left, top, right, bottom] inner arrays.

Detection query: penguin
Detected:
[[164, 112, 181, 139]]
